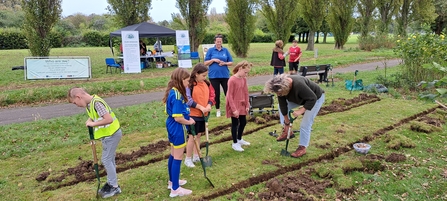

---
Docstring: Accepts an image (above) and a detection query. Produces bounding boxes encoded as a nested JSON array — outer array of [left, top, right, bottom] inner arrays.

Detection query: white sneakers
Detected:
[[232, 143, 244, 152], [216, 110, 221, 117], [184, 157, 195, 168], [192, 155, 200, 163], [169, 187, 192, 197], [167, 180, 187, 189], [232, 139, 250, 152], [238, 139, 250, 146]]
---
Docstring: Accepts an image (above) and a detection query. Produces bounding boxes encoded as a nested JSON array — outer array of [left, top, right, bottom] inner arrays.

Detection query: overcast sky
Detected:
[[61, 0, 226, 22]]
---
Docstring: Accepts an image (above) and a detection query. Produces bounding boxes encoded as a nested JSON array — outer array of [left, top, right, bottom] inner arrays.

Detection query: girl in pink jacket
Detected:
[[225, 60, 252, 152]]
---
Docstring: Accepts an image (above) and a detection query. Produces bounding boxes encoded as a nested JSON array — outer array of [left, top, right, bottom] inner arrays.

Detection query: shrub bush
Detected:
[[394, 33, 447, 83], [83, 31, 106, 47], [0, 29, 27, 49], [358, 34, 396, 51]]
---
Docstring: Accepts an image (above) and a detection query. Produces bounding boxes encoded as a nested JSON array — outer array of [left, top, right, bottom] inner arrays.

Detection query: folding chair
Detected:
[[105, 58, 122, 74], [190, 51, 200, 63]]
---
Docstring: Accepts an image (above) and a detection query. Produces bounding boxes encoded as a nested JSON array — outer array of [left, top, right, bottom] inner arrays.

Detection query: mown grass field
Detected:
[[1, 36, 447, 200]]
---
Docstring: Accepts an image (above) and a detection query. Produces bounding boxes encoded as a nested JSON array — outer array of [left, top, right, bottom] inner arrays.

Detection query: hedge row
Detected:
[[0, 30, 275, 50]]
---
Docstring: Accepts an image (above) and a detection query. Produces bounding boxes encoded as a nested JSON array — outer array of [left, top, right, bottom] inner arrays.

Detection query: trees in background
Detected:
[[22, 0, 62, 56], [106, 0, 151, 27], [174, 0, 212, 52], [259, 0, 299, 44], [357, 0, 376, 38], [376, 0, 401, 35], [327, 0, 355, 49], [396, 0, 436, 37], [432, 0, 447, 34], [298, 0, 327, 51], [225, 0, 257, 57], [0, 0, 21, 10]]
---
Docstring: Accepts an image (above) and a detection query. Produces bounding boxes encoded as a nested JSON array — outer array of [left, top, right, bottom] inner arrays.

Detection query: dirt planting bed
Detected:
[[35, 94, 446, 200]]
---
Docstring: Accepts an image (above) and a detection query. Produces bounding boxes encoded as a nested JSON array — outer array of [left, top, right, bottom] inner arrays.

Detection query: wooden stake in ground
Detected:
[[435, 100, 447, 109]]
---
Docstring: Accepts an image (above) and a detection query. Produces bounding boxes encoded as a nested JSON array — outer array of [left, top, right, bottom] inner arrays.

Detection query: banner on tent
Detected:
[[122, 31, 141, 73], [176, 30, 192, 68]]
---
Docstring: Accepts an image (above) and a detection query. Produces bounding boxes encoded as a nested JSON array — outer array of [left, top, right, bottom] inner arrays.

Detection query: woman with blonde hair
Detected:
[[264, 74, 325, 158]]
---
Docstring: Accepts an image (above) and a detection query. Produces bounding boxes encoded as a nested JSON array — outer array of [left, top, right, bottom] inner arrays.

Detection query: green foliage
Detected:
[[83, 30, 106, 47], [376, 0, 401, 35], [0, 29, 27, 49], [0, 9, 24, 28], [225, 0, 257, 58], [357, 0, 375, 38], [175, 0, 212, 52], [432, 0, 447, 34], [418, 62, 447, 100], [394, 33, 447, 83], [259, 0, 300, 45], [397, 0, 437, 37], [106, 0, 151, 27], [358, 34, 396, 51], [298, 0, 326, 50], [327, 0, 355, 49], [22, 0, 62, 56]]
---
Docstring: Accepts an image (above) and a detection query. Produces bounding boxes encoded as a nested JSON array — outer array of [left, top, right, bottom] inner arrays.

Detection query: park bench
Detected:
[[298, 64, 332, 83]]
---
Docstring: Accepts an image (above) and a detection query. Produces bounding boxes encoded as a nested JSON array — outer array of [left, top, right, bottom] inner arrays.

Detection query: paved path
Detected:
[[0, 59, 400, 126]]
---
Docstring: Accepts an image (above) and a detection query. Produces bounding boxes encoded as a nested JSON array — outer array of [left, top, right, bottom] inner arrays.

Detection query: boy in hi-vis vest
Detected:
[[68, 87, 122, 198]]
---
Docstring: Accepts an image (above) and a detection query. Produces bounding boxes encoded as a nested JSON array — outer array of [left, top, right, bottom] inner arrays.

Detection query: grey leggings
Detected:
[[101, 129, 122, 187]]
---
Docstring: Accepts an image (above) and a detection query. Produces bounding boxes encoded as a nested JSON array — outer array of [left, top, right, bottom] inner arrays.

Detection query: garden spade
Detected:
[[191, 126, 215, 188], [202, 112, 212, 167], [281, 110, 297, 157], [350, 70, 359, 94], [88, 126, 101, 198]]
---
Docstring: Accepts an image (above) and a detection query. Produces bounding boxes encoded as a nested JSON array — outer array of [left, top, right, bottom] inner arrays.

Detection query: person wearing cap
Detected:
[[264, 74, 325, 158]]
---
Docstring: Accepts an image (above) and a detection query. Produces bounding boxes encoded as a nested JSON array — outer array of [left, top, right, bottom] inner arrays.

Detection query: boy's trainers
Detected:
[[216, 111, 221, 117], [169, 187, 192, 197], [167, 179, 187, 189], [192, 155, 200, 163], [101, 186, 121, 198], [232, 143, 244, 152], [184, 158, 195, 168], [238, 139, 250, 146], [98, 182, 111, 195]]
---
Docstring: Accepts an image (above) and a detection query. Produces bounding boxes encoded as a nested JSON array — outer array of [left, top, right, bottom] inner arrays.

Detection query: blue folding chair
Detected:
[[190, 51, 200, 63], [105, 58, 122, 74]]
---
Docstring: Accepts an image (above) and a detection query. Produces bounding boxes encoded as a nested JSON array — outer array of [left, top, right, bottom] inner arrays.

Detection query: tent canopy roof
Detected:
[[110, 22, 176, 38]]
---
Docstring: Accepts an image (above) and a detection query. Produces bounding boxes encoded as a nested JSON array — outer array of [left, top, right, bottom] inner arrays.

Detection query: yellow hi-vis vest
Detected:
[[86, 95, 120, 139]]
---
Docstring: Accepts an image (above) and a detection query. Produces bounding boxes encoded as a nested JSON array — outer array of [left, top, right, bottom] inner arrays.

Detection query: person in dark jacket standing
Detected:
[[264, 74, 325, 158], [270, 40, 286, 75]]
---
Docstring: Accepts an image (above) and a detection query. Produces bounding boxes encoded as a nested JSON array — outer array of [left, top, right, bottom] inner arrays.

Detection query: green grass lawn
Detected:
[[2, 37, 447, 200], [0, 35, 396, 108]]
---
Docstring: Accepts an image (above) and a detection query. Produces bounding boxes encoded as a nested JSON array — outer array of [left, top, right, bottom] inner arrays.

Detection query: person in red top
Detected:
[[226, 60, 252, 152], [270, 40, 286, 75], [184, 63, 216, 167], [288, 40, 302, 75]]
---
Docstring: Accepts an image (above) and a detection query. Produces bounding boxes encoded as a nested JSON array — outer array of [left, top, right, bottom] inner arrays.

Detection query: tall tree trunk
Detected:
[[306, 30, 315, 51], [315, 31, 320, 43]]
